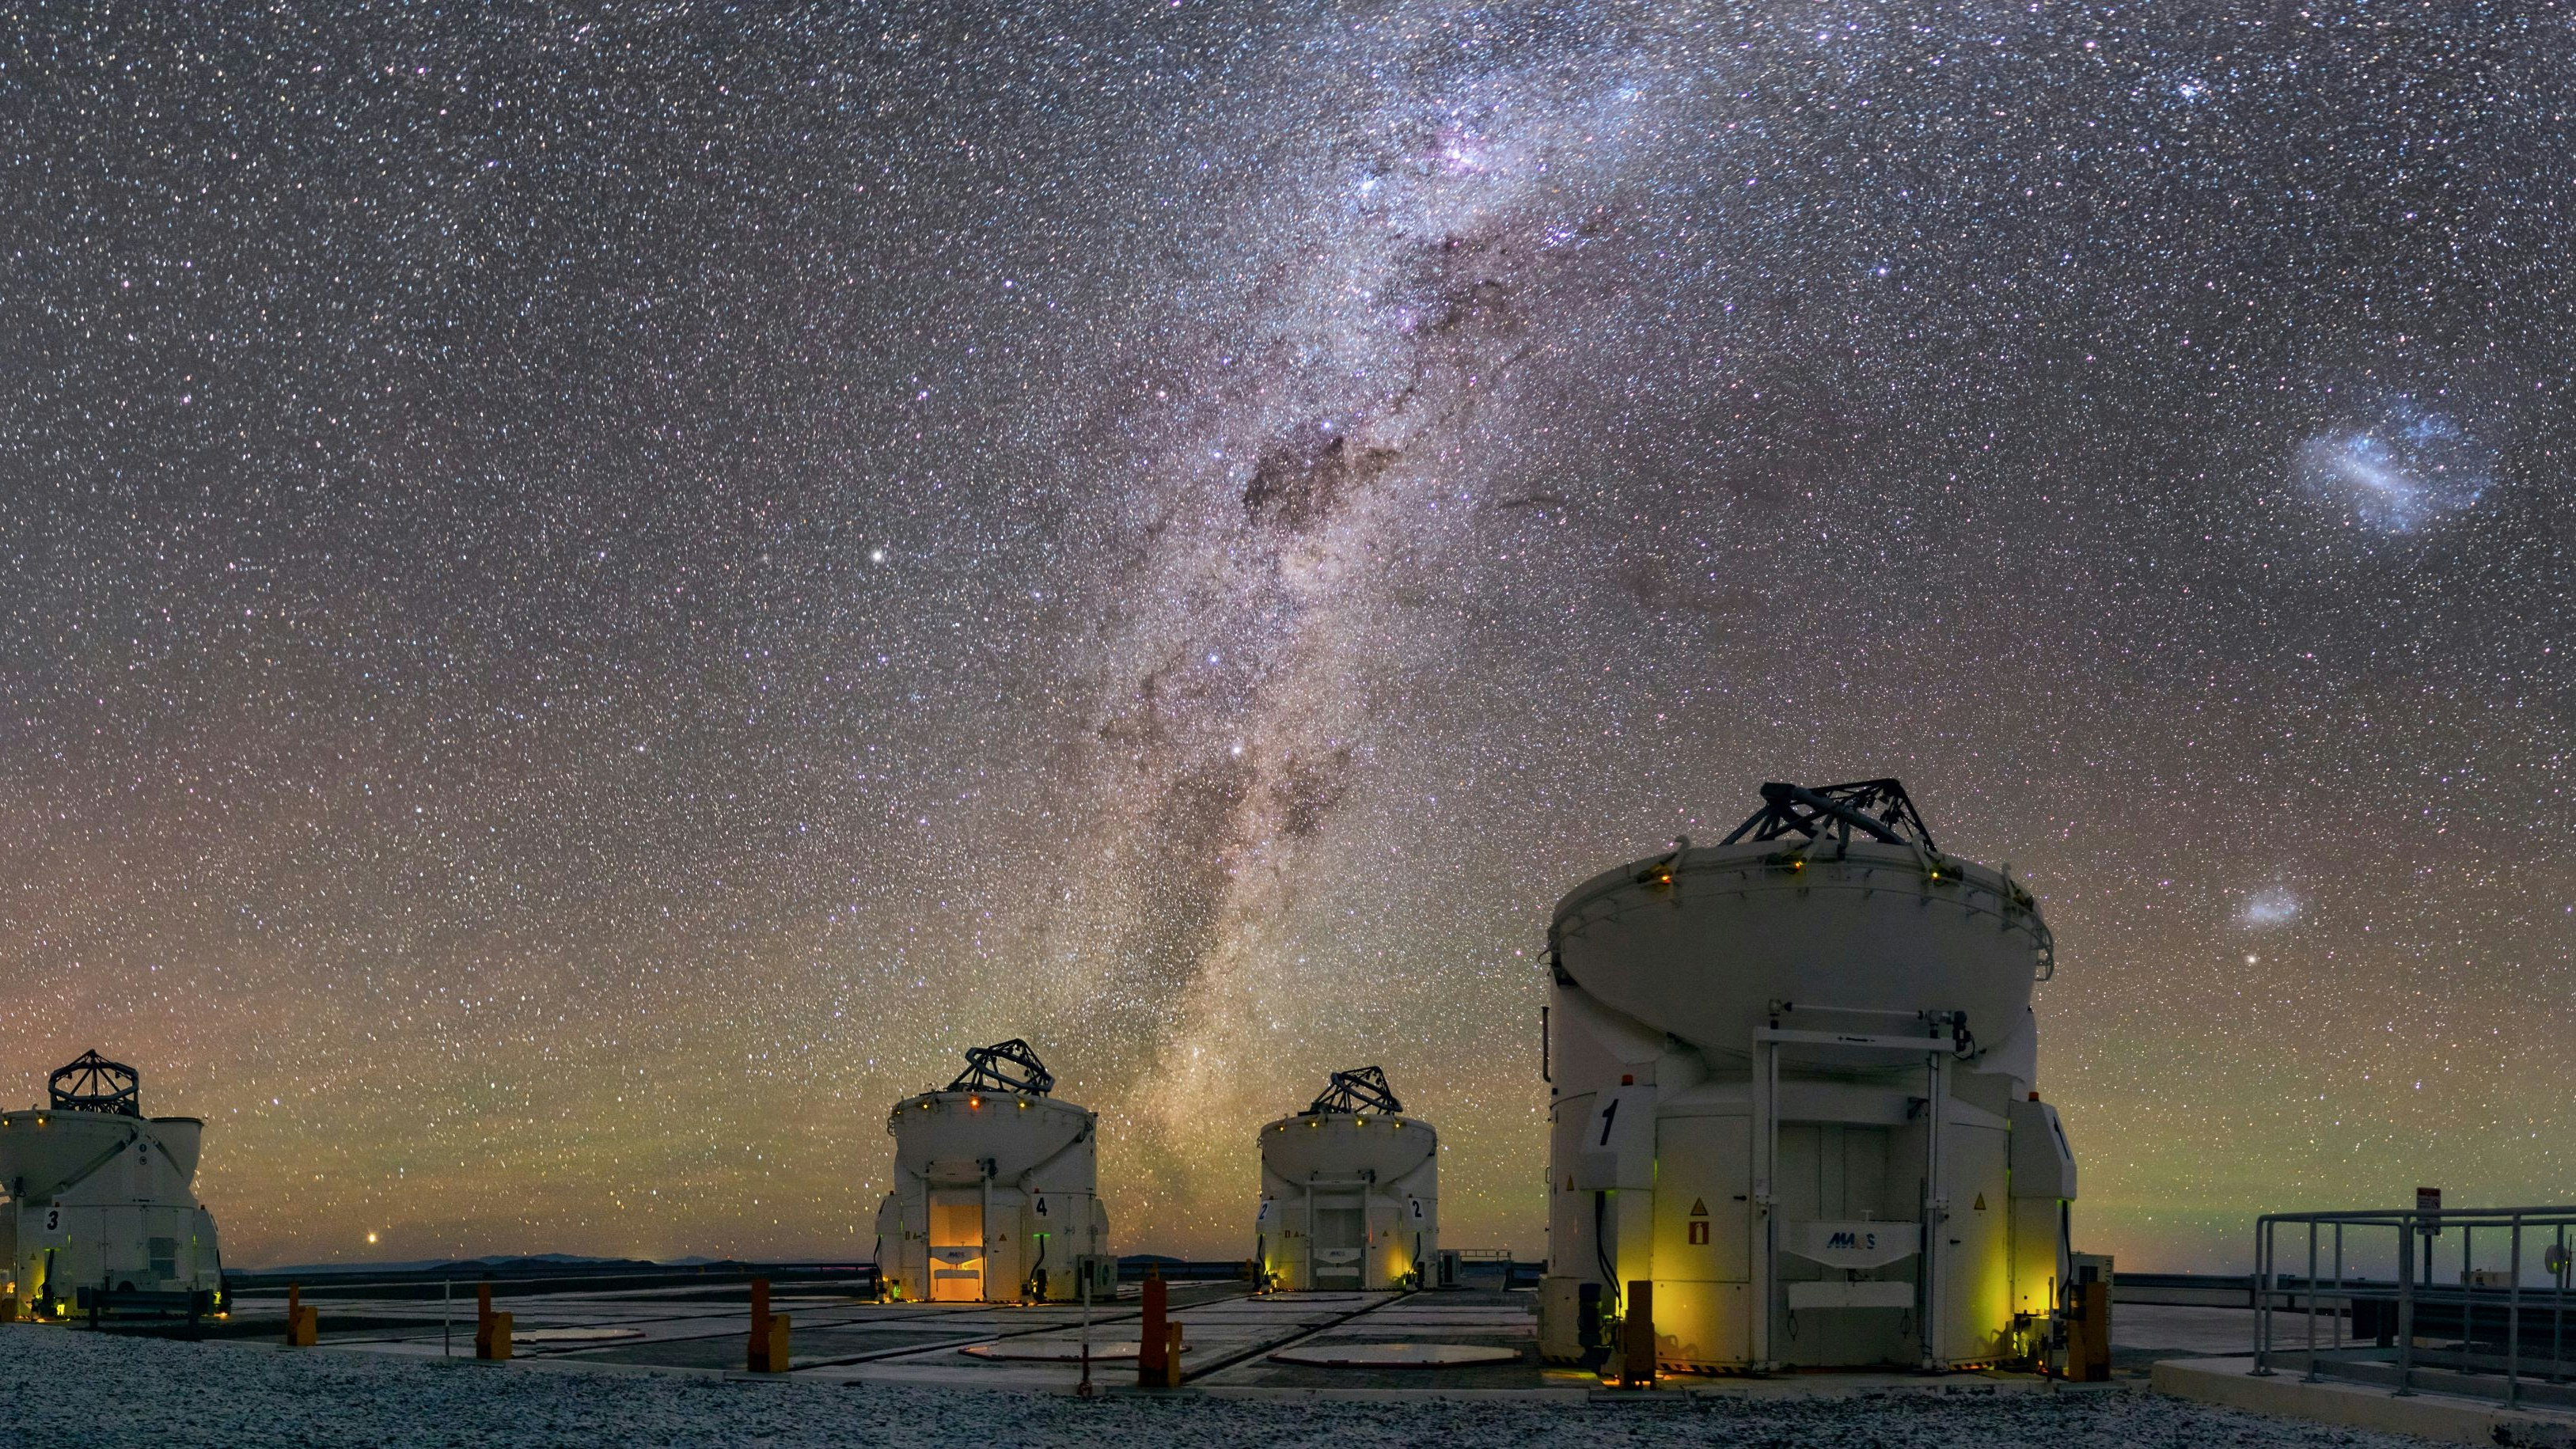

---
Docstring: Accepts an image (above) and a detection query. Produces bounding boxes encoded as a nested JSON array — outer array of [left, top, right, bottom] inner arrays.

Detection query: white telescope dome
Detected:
[[1539, 781, 2077, 1374], [1254, 1067, 1437, 1292], [874, 1039, 1111, 1303], [2, 1051, 226, 1317]]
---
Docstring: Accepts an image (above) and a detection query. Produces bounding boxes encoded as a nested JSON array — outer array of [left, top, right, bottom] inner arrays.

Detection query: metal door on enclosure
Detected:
[[1315, 1206, 1365, 1287], [928, 1194, 985, 1301]]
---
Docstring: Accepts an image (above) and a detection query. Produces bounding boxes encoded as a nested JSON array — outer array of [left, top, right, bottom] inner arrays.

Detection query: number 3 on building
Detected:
[[44, 1205, 61, 1233]]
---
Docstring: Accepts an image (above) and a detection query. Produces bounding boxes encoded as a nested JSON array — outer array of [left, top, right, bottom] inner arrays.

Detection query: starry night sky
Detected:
[[2, 2, 2568, 1271]]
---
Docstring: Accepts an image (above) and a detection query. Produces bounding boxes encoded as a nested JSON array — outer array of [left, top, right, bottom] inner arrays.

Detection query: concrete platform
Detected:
[[2100, 1301, 2269, 1378], [15, 1323, 2444, 1447], [1191, 1289, 1541, 1390], [225, 1279, 1248, 1377], [1269, 1342, 1522, 1367], [222, 1278, 1564, 1392], [2156, 1355, 2576, 1447], [960, 1338, 1151, 1360], [210, 1280, 2326, 1405]]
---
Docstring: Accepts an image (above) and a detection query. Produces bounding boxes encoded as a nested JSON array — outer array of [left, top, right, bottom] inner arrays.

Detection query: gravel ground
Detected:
[[0, 1331, 2434, 1448]]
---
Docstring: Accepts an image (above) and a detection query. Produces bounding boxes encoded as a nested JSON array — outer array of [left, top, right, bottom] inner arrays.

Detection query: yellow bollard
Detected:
[[473, 1281, 512, 1361], [2066, 1280, 2111, 1382], [284, 1284, 319, 1347], [746, 1279, 791, 1373]]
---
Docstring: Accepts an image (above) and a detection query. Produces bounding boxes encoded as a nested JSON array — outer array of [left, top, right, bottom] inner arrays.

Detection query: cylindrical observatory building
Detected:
[[1539, 781, 2077, 1372], [1254, 1067, 1436, 1291], [2, 1051, 226, 1318], [874, 1039, 1109, 1303]]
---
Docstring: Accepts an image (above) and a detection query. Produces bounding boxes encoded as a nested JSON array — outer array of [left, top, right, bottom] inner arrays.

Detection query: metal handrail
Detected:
[[2253, 1205, 2575, 1408]]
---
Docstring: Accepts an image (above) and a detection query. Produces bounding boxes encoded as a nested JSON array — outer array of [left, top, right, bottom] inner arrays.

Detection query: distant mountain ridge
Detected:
[[246, 1253, 681, 1276]]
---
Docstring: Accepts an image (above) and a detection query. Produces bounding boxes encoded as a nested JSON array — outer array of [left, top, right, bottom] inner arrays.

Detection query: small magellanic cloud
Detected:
[[2237, 889, 2301, 927]]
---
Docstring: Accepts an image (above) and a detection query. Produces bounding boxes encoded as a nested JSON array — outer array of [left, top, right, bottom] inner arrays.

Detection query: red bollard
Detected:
[[1618, 1279, 1656, 1388], [1136, 1273, 1168, 1388]]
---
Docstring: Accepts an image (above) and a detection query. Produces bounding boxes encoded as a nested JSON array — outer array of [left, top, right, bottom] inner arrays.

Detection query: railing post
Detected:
[[2253, 1216, 2274, 1375], [2507, 1218, 2522, 1407], [2556, 1223, 2568, 1385], [2396, 1212, 2416, 1396], [2318, 1225, 2339, 1379], [2331, 1223, 2344, 1352], [2266, 1218, 2278, 1368], [2462, 1222, 2474, 1377]]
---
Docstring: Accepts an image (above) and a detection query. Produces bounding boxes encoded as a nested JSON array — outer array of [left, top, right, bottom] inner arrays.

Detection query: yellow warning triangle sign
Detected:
[[1973, 1193, 1987, 1211], [1688, 1198, 1709, 1217]]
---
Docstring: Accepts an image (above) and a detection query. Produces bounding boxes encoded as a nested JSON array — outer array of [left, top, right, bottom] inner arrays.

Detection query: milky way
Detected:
[[1018, 27, 1662, 1224], [0, 3, 2569, 1269]]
